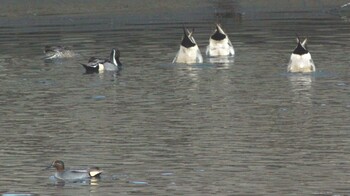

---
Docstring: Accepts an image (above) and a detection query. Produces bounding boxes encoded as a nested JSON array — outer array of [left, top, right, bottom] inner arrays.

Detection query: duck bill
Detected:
[[44, 164, 53, 170]]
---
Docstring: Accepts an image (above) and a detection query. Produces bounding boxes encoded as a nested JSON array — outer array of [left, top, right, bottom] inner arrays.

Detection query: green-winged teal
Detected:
[[46, 160, 102, 182]]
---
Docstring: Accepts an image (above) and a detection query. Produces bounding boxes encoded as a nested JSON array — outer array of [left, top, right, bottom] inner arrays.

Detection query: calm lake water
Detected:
[[0, 1, 350, 195]]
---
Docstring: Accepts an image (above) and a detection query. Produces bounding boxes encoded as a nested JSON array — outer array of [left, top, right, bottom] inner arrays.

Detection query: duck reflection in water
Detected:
[[288, 73, 314, 106]]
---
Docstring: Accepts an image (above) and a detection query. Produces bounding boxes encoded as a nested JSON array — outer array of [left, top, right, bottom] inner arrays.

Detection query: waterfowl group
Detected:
[[171, 24, 314, 73], [43, 25, 319, 183], [45, 24, 316, 75], [172, 25, 234, 64]]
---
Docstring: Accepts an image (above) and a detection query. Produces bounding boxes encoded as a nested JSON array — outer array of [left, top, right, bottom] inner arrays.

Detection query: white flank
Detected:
[[206, 38, 235, 57], [206, 26, 234, 57], [173, 45, 203, 64], [98, 63, 105, 71], [287, 53, 315, 73]]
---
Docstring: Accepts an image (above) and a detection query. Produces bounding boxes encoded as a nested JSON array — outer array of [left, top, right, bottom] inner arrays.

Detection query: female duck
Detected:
[[172, 27, 203, 64], [206, 24, 234, 57], [81, 48, 122, 73], [287, 36, 315, 73], [47, 160, 102, 182], [44, 45, 76, 59]]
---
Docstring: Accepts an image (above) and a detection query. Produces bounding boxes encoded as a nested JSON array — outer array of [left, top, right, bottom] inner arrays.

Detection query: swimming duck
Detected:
[[287, 36, 315, 73], [172, 27, 203, 64], [206, 24, 234, 57], [46, 160, 102, 182], [81, 48, 122, 73], [44, 45, 76, 59]]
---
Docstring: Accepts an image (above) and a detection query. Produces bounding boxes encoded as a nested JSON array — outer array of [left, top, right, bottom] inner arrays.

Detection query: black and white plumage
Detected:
[[81, 48, 122, 73], [206, 24, 234, 57], [172, 27, 203, 64], [287, 36, 315, 73]]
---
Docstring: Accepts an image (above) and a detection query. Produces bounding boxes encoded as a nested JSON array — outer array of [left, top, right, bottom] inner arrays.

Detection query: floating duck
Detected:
[[46, 160, 102, 182], [81, 48, 121, 73], [44, 45, 76, 59]]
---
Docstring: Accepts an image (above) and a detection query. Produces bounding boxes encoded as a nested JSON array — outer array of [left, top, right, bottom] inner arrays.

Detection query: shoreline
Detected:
[[0, 0, 348, 18]]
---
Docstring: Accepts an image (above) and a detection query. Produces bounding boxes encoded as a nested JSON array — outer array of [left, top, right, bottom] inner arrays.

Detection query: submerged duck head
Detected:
[[172, 27, 203, 64], [293, 35, 309, 55], [206, 24, 234, 57], [181, 27, 196, 48], [287, 35, 315, 73], [211, 24, 227, 41]]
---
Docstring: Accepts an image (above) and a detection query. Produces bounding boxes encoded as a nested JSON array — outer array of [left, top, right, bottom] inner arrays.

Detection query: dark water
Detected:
[[0, 2, 350, 195]]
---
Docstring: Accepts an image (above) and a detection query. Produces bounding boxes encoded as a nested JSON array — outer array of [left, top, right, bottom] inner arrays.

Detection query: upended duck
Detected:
[[287, 36, 315, 73], [172, 27, 203, 64], [206, 24, 234, 57], [46, 160, 102, 182], [81, 48, 122, 73]]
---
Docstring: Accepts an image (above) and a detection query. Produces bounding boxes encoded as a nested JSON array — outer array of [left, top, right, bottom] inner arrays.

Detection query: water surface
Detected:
[[0, 1, 350, 195]]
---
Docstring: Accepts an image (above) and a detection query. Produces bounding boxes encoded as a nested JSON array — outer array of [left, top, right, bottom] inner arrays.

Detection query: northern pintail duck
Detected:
[[172, 27, 203, 64], [81, 48, 122, 73], [47, 160, 102, 182], [44, 45, 76, 59], [206, 24, 234, 57], [287, 36, 315, 73]]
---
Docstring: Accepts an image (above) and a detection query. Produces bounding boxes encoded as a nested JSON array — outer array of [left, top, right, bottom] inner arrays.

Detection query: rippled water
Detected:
[[1, 2, 350, 195]]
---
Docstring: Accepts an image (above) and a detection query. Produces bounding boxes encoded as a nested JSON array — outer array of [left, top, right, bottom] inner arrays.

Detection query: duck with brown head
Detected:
[[46, 160, 102, 182], [44, 45, 77, 60]]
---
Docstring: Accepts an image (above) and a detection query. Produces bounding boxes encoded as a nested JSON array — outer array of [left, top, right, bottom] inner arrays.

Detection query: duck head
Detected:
[[47, 160, 65, 172]]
